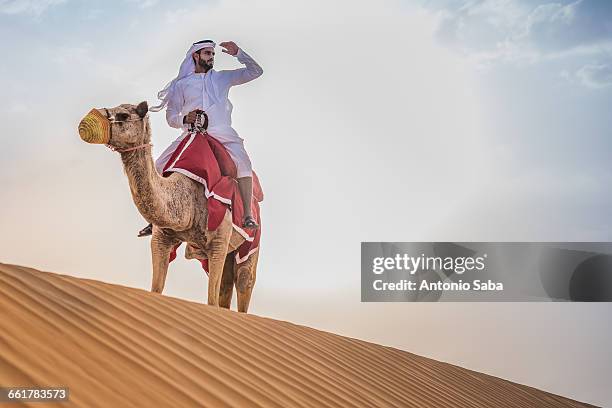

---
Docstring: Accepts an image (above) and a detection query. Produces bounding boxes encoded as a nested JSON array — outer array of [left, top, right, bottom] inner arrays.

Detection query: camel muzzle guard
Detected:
[[78, 108, 112, 145], [79, 102, 151, 153]]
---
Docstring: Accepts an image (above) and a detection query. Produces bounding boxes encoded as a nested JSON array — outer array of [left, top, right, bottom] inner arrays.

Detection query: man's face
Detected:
[[194, 47, 215, 70]]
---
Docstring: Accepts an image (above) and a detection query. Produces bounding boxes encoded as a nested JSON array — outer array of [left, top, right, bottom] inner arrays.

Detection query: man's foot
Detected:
[[138, 223, 153, 237], [242, 216, 259, 230]]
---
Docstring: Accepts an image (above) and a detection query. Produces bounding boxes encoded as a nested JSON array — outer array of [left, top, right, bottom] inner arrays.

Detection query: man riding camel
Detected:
[[139, 39, 263, 237]]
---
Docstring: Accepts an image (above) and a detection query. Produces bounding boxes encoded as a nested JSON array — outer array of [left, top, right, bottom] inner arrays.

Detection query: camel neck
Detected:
[[120, 147, 168, 226]]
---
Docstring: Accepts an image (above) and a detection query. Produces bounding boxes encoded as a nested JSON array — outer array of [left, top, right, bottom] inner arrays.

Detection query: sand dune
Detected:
[[0, 263, 595, 407]]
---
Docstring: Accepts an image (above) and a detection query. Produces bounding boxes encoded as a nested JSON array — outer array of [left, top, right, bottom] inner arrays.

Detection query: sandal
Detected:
[[242, 216, 259, 230], [137, 223, 153, 237]]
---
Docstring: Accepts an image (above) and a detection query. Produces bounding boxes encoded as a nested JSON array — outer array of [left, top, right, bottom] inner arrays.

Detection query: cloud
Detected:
[[427, 0, 612, 66], [576, 63, 612, 88], [164, 7, 189, 24], [0, 0, 66, 15], [522, 1, 612, 52], [126, 0, 158, 9], [48, 44, 130, 88], [84, 8, 102, 20]]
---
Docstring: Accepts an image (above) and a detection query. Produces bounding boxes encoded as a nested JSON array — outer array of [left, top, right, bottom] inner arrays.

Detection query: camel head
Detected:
[[78, 101, 150, 150]]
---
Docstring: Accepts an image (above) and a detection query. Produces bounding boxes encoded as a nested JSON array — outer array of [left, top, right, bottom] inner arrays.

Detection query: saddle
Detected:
[[162, 114, 263, 272]]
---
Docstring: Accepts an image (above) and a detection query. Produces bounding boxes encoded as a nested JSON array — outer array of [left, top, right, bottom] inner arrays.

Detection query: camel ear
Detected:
[[136, 101, 148, 118]]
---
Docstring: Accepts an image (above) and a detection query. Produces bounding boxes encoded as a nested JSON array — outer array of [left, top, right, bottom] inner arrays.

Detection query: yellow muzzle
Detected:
[[79, 108, 111, 144]]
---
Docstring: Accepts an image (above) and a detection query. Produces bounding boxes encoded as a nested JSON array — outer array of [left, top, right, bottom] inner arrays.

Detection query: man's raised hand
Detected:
[[220, 41, 239, 56]]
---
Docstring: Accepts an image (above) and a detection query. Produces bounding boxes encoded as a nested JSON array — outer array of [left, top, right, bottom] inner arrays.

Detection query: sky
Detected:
[[1, 0, 611, 405]]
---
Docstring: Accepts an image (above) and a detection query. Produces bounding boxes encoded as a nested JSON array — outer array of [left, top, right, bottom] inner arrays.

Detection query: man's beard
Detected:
[[198, 58, 214, 71]]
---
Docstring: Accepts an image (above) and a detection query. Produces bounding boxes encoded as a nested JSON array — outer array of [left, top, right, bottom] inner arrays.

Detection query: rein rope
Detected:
[[106, 143, 153, 153]]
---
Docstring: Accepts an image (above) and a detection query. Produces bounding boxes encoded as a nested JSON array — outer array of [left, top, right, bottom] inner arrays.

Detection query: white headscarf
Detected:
[[149, 40, 216, 112]]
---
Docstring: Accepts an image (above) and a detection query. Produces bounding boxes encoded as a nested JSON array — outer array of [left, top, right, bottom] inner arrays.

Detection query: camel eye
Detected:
[[115, 112, 130, 122]]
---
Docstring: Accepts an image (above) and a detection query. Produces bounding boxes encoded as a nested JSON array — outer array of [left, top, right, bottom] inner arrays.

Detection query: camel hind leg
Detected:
[[234, 250, 259, 313], [204, 211, 233, 307], [219, 253, 235, 309]]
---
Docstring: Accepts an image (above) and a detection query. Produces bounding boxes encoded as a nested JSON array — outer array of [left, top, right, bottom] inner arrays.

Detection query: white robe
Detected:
[[155, 48, 263, 177]]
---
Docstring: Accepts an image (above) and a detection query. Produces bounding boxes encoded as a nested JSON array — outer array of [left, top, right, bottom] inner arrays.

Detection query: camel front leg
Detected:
[[151, 228, 180, 294]]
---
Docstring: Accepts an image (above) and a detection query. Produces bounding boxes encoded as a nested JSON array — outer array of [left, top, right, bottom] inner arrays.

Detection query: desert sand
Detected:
[[0, 263, 596, 407]]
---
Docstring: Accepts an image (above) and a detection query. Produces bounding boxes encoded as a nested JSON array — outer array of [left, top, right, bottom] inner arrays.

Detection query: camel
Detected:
[[78, 101, 258, 313]]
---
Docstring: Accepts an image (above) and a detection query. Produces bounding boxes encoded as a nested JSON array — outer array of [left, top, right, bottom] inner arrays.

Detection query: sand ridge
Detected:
[[0, 263, 596, 407]]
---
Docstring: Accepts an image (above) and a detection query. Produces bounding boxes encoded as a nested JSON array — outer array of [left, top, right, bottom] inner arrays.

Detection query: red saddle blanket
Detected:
[[161, 131, 263, 272]]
